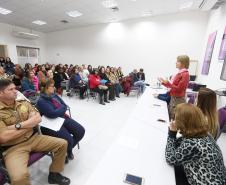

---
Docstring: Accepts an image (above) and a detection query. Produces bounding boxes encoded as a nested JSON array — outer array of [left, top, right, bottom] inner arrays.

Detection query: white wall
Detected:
[[196, 4, 226, 107], [0, 22, 46, 65], [46, 11, 209, 82], [197, 4, 226, 89]]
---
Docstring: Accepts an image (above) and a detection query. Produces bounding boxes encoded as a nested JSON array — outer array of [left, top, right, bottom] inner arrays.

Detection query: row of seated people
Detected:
[[0, 78, 85, 185], [68, 66, 147, 105], [0, 61, 147, 102]]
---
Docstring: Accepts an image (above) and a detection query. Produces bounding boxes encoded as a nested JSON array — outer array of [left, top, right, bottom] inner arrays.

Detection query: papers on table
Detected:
[[40, 116, 64, 131]]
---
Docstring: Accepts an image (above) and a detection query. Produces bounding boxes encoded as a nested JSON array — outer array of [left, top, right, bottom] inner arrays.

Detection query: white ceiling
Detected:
[[0, 0, 209, 33]]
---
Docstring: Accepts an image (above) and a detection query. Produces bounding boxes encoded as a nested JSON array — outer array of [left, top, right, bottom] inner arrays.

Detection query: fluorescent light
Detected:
[[102, 0, 118, 8], [142, 11, 153, 17], [0, 7, 12, 15], [108, 17, 118, 22], [179, 0, 193, 10], [32, 20, 47, 25], [66, 10, 82, 18]]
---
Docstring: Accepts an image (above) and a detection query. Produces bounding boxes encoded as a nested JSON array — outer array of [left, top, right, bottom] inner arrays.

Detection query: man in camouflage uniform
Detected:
[[0, 79, 70, 185]]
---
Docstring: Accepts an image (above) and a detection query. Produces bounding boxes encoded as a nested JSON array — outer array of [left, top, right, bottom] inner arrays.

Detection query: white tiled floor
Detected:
[[30, 93, 139, 185], [27, 93, 226, 185]]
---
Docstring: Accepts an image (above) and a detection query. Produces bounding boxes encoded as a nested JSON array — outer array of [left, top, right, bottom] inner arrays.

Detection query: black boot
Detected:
[[99, 96, 105, 105], [65, 156, 69, 164], [48, 172, 70, 185], [104, 92, 110, 103], [68, 151, 74, 160]]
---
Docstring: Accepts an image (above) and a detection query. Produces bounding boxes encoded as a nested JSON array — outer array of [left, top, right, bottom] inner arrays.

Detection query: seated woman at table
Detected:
[[165, 103, 226, 185], [36, 79, 85, 162], [196, 87, 220, 140]]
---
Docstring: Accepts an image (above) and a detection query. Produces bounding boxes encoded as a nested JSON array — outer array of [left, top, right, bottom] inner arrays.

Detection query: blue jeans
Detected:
[[134, 81, 146, 93], [115, 83, 122, 97], [41, 118, 85, 154], [158, 92, 171, 105]]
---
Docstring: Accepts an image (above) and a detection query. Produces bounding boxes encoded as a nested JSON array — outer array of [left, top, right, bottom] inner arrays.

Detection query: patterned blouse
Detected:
[[165, 130, 226, 185]]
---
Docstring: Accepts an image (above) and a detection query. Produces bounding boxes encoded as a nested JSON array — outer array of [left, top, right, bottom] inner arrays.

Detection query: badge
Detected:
[[20, 105, 28, 113]]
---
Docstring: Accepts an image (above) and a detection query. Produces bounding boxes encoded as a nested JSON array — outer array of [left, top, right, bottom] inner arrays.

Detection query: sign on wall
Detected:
[[219, 26, 226, 60], [201, 31, 217, 75]]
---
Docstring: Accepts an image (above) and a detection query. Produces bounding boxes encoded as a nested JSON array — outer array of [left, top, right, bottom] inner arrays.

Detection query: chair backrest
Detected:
[[0, 147, 10, 184], [218, 107, 226, 131]]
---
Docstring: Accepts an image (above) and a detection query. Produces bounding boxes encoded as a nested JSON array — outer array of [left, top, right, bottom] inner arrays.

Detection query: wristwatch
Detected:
[[15, 123, 21, 130]]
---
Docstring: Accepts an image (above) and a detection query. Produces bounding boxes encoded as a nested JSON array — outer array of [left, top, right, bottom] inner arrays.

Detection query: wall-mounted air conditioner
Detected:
[[12, 31, 40, 40]]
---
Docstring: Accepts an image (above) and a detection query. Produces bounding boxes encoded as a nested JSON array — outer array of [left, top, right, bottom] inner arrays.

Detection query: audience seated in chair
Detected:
[[0, 78, 70, 185], [99, 66, 116, 101], [53, 65, 65, 96], [130, 69, 146, 94], [110, 67, 123, 98], [88, 69, 109, 105], [69, 68, 87, 99], [36, 79, 85, 163], [121, 75, 132, 96], [21, 70, 36, 92]]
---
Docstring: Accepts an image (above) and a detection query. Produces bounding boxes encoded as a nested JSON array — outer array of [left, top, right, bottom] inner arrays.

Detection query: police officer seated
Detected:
[[0, 79, 70, 185]]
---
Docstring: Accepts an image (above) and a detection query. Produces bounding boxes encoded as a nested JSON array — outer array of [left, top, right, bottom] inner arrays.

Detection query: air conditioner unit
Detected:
[[199, 0, 225, 10], [12, 31, 40, 40]]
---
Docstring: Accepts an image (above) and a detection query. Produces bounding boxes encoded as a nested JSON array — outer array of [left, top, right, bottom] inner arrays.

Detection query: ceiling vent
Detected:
[[61, 20, 69, 24], [111, 6, 119, 12], [199, 0, 225, 10], [12, 31, 40, 40]]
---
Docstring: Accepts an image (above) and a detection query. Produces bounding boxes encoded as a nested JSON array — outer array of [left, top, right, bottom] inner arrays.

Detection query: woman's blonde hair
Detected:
[[177, 55, 190, 69], [40, 79, 55, 93], [175, 103, 208, 138], [197, 88, 219, 138]]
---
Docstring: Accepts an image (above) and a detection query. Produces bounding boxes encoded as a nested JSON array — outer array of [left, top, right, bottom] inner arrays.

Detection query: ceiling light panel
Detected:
[[66, 10, 83, 18], [32, 20, 47, 25], [142, 11, 153, 17], [179, 0, 193, 10], [102, 0, 118, 8], [0, 7, 12, 15]]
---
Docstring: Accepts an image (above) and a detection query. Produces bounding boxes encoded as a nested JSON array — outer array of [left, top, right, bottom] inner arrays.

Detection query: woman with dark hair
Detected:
[[12, 64, 24, 90], [36, 65, 47, 84], [197, 88, 220, 139], [87, 65, 93, 74], [137, 68, 145, 81], [0, 57, 5, 68], [5, 57, 14, 75], [89, 69, 109, 105], [36, 79, 85, 162], [53, 65, 64, 95], [69, 68, 87, 99], [99, 66, 115, 101], [21, 70, 36, 92], [166, 103, 226, 185], [24, 63, 33, 73]]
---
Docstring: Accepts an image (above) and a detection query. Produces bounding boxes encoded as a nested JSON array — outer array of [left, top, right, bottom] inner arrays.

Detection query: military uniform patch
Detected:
[[20, 105, 28, 113]]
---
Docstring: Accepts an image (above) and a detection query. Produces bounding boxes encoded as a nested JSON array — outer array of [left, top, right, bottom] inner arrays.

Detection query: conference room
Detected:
[[0, 0, 226, 185]]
